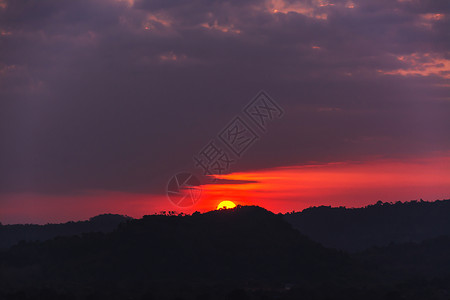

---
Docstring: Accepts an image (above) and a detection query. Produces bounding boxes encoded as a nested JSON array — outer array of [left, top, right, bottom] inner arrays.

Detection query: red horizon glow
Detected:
[[1, 153, 450, 224], [196, 153, 450, 213]]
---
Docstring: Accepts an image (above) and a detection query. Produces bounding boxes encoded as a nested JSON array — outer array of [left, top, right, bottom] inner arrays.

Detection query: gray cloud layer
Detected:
[[1, 0, 449, 195]]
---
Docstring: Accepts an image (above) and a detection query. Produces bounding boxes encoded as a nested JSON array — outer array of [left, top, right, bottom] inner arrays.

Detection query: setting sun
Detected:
[[217, 200, 237, 210]]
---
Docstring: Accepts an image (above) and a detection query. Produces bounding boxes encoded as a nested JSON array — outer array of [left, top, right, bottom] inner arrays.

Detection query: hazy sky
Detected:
[[1, 0, 449, 223]]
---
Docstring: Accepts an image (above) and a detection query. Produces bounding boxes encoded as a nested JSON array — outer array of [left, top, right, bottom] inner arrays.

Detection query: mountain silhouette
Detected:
[[285, 199, 450, 251], [0, 214, 131, 249], [2, 204, 450, 299], [0, 206, 353, 299]]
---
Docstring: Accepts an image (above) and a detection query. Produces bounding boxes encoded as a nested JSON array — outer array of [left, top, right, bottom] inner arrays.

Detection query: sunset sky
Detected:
[[1, 0, 449, 224]]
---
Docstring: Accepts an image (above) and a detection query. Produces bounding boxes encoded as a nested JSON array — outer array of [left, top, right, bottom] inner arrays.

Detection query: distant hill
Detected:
[[0, 214, 132, 249], [284, 199, 450, 252]]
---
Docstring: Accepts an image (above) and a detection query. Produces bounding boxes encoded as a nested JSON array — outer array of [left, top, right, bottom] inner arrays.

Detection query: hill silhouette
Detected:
[[2, 205, 450, 299], [0, 206, 354, 299], [0, 214, 131, 249], [284, 199, 450, 251], [4, 199, 449, 253]]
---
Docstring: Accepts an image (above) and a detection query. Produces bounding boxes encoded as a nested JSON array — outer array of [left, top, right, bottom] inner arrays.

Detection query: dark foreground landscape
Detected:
[[2, 200, 450, 299]]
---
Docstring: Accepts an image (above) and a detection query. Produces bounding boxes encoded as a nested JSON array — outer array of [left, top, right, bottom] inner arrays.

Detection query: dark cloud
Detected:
[[0, 0, 449, 195]]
